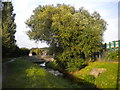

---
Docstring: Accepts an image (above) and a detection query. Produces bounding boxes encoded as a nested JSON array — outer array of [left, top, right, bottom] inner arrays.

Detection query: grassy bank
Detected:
[[44, 59, 119, 88], [2, 57, 81, 88], [70, 61, 118, 88]]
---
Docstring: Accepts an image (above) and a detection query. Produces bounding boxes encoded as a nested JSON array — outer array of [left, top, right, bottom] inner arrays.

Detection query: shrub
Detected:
[[46, 60, 58, 70], [66, 58, 86, 72], [57, 50, 87, 72], [79, 75, 96, 88], [20, 48, 30, 56], [84, 75, 95, 84], [105, 50, 119, 61], [46, 60, 63, 71]]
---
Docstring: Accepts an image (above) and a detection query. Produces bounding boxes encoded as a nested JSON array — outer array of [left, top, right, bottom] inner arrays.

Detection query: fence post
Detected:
[[109, 42, 111, 51], [113, 41, 116, 51], [119, 41, 120, 50]]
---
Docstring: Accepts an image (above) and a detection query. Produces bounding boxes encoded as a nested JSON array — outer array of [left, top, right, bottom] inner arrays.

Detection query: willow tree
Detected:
[[26, 4, 107, 71]]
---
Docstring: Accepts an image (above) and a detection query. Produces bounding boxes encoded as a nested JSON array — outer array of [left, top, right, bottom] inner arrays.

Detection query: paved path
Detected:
[[24, 56, 44, 63]]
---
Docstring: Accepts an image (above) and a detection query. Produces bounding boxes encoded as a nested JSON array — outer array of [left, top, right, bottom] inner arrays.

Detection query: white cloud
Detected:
[[103, 18, 118, 43]]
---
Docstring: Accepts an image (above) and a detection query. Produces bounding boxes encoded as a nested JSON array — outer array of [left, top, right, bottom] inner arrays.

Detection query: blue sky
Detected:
[[11, 0, 119, 49]]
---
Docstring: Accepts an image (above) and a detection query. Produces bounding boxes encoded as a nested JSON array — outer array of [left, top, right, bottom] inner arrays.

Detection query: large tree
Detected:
[[2, 1, 17, 57], [26, 4, 107, 71]]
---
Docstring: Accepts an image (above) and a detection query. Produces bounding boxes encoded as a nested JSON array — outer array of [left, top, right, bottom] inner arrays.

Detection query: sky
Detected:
[[10, 0, 119, 49]]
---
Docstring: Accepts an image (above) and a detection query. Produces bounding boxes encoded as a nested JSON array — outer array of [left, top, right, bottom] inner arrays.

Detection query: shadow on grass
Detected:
[[2, 58, 82, 88], [62, 71, 102, 89], [2, 57, 103, 89]]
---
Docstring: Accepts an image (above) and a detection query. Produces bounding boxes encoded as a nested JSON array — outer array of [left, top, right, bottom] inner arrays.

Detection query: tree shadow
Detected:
[[62, 71, 102, 89]]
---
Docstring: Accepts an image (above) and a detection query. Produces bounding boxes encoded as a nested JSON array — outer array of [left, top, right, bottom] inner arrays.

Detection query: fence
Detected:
[[102, 40, 120, 52]]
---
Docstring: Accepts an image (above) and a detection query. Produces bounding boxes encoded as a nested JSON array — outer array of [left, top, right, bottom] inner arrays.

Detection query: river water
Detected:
[[34, 61, 63, 76]]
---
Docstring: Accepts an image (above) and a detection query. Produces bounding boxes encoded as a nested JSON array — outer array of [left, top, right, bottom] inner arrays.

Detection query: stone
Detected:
[[47, 69, 63, 76], [89, 68, 106, 77]]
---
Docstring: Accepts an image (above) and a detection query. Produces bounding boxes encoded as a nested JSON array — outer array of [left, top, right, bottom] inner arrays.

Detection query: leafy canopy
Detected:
[[26, 4, 107, 71]]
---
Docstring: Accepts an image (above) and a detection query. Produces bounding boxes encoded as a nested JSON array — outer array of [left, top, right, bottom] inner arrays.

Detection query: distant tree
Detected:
[[26, 4, 107, 71], [20, 48, 30, 56], [2, 1, 16, 58]]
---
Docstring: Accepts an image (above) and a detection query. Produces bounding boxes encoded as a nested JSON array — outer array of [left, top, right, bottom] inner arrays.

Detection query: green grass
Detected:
[[2, 57, 81, 88], [72, 61, 118, 88]]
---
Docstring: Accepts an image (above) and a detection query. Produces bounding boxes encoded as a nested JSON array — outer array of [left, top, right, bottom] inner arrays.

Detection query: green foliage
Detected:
[[2, 45, 20, 58], [2, 1, 17, 58], [104, 50, 119, 61], [46, 59, 62, 71], [58, 50, 87, 72], [19, 48, 30, 56], [66, 58, 86, 72], [2, 2, 16, 46], [26, 4, 107, 71], [82, 75, 95, 84], [48, 46, 62, 55], [2, 47, 30, 59]]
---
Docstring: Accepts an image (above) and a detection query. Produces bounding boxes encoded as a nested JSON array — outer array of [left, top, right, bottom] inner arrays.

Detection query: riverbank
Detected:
[[3, 56, 118, 89], [40, 57, 119, 89], [2, 57, 81, 88], [66, 61, 119, 88]]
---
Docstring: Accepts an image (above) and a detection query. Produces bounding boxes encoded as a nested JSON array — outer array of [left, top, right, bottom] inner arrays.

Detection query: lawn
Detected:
[[70, 61, 119, 88], [2, 57, 80, 88]]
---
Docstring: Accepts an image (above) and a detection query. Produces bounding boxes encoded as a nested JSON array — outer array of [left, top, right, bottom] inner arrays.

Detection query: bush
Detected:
[[66, 58, 86, 72], [46, 60, 63, 71], [105, 50, 119, 61], [2, 45, 24, 58], [20, 48, 30, 56], [79, 75, 96, 88], [84, 75, 95, 84], [58, 50, 87, 72]]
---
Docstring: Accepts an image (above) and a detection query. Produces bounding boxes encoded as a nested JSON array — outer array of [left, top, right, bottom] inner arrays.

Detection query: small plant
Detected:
[[105, 50, 119, 61], [84, 75, 95, 84], [78, 75, 96, 88], [46, 60, 62, 71]]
